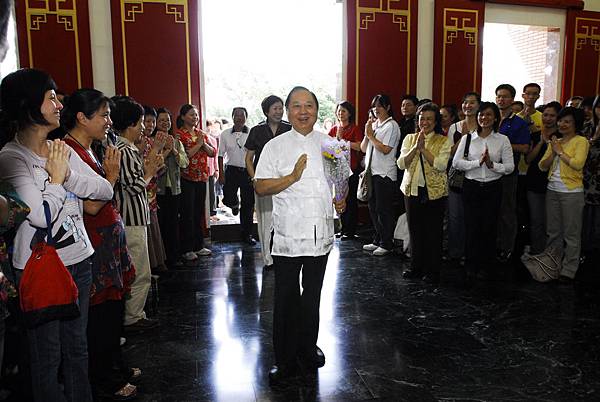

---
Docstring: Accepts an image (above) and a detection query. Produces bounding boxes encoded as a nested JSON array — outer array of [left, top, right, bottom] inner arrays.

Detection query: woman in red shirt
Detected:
[[328, 101, 364, 239], [175, 104, 215, 261], [62, 89, 137, 400]]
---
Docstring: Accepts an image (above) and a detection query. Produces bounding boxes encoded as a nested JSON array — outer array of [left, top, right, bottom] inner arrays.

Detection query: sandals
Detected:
[[112, 383, 137, 401]]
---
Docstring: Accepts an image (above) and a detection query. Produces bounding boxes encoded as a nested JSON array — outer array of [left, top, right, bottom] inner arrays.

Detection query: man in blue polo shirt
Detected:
[[495, 84, 530, 263]]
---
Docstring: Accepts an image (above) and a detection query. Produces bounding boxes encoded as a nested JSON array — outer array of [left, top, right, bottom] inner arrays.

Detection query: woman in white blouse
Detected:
[[452, 102, 514, 284], [360, 94, 401, 256]]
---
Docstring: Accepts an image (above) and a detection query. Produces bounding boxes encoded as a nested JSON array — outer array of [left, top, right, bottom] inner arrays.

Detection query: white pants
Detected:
[[124, 225, 151, 325], [255, 193, 273, 266]]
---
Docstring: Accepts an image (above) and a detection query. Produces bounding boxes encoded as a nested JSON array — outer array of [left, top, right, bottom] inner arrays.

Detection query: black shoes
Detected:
[[422, 274, 440, 284], [231, 206, 239, 216], [243, 236, 257, 245], [402, 269, 422, 279], [268, 364, 296, 386], [300, 346, 326, 369]]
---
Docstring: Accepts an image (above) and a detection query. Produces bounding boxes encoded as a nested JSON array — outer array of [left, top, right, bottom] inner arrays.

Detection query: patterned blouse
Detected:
[[0, 182, 29, 319], [176, 127, 210, 182], [584, 138, 600, 205]]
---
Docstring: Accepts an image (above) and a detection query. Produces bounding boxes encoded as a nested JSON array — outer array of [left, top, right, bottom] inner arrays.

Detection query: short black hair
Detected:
[[61, 88, 112, 131], [441, 104, 460, 125], [512, 101, 524, 109], [557, 106, 585, 133], [155, 107, 173, 134], [232, 107, 248, 118], [336, 101, 356, 124], [285, 86, 319, 111], [143, 105, 157, 118], [462, 91, 481, 104], [401, 94, 419, 106], [176, 104, 198, 129], [581, 96, 595, 110], [495, 84, 516, 98], [0, 68, 57, 146], [541, 101, 562, 115], [523, 83, 541, 93], [478, 102, 501, 132], [416, 98, 432, 108], [416, 102, 443, 134], [261, 95, 284, 116], [110, 96, 144, 132], [371, 94, 394, 119]]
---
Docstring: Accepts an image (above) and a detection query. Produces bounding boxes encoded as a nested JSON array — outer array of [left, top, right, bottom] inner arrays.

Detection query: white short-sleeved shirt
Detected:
[[365, 117, 401, 180], [254, 128, 334, 257], [218, 128, 249, 168]]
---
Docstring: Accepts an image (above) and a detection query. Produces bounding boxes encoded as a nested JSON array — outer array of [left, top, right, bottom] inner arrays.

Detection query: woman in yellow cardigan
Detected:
[[397, 103, 451, 284], [539, 107, 590, 282]]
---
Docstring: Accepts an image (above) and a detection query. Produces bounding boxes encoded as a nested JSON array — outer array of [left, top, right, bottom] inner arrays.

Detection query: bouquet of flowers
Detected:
[[321, 136, 351, 203]]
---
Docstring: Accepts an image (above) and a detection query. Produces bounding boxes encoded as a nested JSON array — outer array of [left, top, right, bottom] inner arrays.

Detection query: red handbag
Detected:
[[19, 201, 79, 328]]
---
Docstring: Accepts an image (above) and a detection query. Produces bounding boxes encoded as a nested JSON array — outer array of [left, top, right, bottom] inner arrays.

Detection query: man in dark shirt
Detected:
[[495, 84, 530, 262], [245, 95, 291, 269]]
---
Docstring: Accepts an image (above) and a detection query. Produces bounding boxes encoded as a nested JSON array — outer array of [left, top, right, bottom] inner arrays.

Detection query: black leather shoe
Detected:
[[422, 274, 440, 284], [402, 269, 422, 279], [244, 236, 257, 245], [263, 264, 273, 271], [299, 346, 326, 369], [268, 364, 295, 386], [231, 206, 239, 216]]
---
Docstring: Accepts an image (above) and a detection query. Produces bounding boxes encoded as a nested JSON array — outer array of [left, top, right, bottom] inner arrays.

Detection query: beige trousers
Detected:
[[124, 225, 151, 325]]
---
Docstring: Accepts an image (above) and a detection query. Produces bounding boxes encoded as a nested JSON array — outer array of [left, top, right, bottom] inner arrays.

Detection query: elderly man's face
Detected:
[[287, 89, 318, 135]]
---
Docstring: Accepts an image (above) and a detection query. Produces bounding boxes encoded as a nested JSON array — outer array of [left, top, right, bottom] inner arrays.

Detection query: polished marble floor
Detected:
[[121, 239, 600, 402]]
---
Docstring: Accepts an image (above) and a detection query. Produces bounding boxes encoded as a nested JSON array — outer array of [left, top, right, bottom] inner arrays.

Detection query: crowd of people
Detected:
[[0, 66, 599, 399]]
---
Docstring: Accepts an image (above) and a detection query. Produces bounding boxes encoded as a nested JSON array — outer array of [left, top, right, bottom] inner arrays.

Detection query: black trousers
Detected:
[[272, 254, 328, 366], [180, 179, 206, 252], [368, 175, 396, 250], [157, 189, 181, 266], [340, 169, 360, 236], [404, 195, 446, 275], [223, 166, 255, 237], [88, 299, 128, 396], [463, 178, 502, 274]]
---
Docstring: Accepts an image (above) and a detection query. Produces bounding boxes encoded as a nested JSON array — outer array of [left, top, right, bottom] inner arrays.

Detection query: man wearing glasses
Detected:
[[218, 107, 257, 245]]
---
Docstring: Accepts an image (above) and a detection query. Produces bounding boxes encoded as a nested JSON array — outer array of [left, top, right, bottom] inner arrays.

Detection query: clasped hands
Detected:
[[478, 147, 493, 169]]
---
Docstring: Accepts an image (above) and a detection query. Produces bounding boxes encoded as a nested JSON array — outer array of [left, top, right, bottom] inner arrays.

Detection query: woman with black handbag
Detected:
[[446, 92, 480, 263], [0, 69, 114, 402], [360, 95, 401, 256], [452, 102, 514, 285], [397, 103, 452, 284]]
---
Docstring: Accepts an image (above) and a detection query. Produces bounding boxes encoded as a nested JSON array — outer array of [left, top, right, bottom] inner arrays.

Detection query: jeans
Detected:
[[25, 258, 93, 402]]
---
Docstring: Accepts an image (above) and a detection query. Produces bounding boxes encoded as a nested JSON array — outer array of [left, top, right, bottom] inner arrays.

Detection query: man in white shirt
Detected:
[[219, 107, 256, 244], [255, 86, 346, 385]]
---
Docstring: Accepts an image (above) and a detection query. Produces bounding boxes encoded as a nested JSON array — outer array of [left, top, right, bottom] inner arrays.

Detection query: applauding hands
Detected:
[[45, 140, 71, 185]]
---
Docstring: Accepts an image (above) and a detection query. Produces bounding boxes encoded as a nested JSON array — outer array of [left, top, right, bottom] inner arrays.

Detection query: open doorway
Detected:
[[481, 22, 561, 104], [200, 0, 344, 234], [200, 0, 343, 129]]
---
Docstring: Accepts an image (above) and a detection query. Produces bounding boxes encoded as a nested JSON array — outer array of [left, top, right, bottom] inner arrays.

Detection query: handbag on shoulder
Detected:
[[448, 131, 472, 191], [19, 201, 79, 328], [357, 144, 374, 202]]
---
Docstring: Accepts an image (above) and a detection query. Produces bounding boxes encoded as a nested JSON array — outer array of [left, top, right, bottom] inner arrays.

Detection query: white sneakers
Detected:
[[363, 243, 390, 256], [182, 251, 198, 261], [195, 248, 212, 256], [362, 243, 378, 251], [373, 247, 390, 256]]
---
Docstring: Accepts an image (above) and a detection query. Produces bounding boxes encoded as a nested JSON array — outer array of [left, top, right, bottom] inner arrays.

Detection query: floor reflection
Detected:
[[119, 240, 600, 402]]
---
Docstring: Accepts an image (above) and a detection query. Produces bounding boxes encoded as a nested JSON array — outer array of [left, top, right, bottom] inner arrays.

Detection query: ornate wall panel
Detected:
[[432, 0, 484, 107], [346, 0, 418, 123], [562, 9, 600, 102], [110, 0, 202, 119], [14, 0, 94, 93]]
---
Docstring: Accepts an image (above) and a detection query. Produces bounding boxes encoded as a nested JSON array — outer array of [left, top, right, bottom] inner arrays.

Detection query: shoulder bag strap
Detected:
[[42, 200, 54, 246], [463, 132, 472, 158]]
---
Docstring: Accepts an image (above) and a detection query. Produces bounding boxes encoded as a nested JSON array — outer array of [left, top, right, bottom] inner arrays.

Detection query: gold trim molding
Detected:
[[441, 8, 479, 104], [120, 0, 191, 102], [355, 0, 412, 123], [25, 0, 82, 87], [571, 17, 600, 95]]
